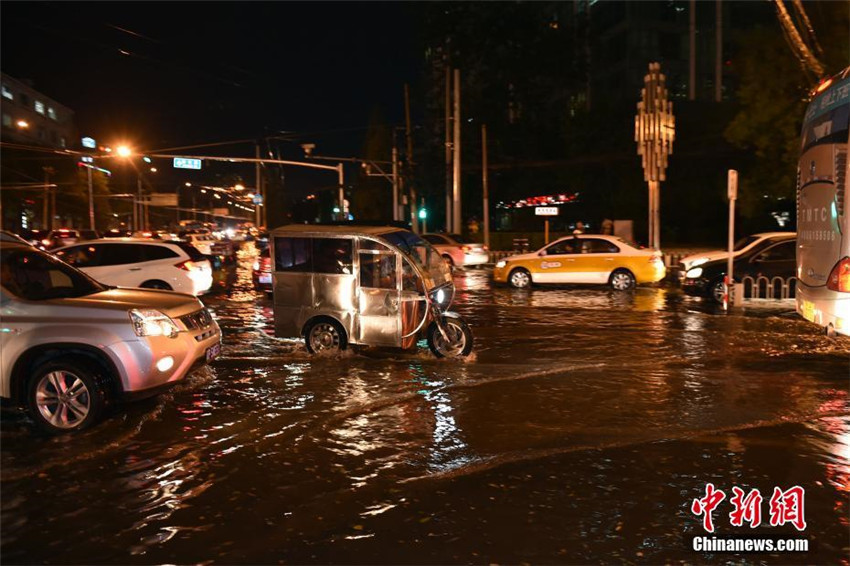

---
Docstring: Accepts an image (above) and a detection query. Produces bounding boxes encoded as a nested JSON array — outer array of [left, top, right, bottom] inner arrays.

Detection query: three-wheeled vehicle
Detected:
[[269, 225, 474, 358]]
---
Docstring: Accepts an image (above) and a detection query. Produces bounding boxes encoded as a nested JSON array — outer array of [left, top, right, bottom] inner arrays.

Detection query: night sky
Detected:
[[2, 1, 422, 155]]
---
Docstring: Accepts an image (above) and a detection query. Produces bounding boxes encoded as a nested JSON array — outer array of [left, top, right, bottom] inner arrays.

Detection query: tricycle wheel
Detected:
[[304, 318, 347, 354], [427, 317, 474, 358]]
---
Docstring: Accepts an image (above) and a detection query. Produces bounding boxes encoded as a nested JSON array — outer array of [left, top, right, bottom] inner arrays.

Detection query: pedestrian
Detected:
[[573, 221, 585, 235]]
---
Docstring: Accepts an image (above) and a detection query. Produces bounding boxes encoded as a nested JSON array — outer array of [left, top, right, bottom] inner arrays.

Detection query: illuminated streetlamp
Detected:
[[116, 145, 132, 158], [15, 119, 29, 129]]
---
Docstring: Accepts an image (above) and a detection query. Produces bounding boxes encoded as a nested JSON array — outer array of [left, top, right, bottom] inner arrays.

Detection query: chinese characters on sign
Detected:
[[691, 484, 806, 533]]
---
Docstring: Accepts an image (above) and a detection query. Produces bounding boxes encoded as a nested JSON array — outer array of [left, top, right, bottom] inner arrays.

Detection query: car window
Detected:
[[54, 244, 100, 267], [174, 242, 206, 261], [543, 239, 575, 256], [274, 237, 311, 272], [402, 257, 424, 293], [312, 238, 353, 275], [143, 245, 180, 261], [422, 234, 446, 245], [448, 233, 470, 244], [755, 240, 796, 262], [577, 238, 620, 254], [98, 244, 146, 266], [1, 248, 103, 300], [360, 238, 392, 252], [359, 252, 396, 290]]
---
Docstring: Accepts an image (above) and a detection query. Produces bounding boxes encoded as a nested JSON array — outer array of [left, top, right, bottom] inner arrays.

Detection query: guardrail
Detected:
[[740, 275, 797, 300]]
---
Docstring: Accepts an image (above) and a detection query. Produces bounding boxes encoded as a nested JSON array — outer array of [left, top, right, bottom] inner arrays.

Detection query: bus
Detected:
[[796, 66, 850, 337]]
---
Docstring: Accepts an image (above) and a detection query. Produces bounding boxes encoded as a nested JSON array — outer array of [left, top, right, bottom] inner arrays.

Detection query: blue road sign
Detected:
[[253, 194, 264, 205]]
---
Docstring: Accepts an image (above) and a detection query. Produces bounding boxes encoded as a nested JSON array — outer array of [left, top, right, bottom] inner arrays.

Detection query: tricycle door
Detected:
[[356, 247, 401, 346]]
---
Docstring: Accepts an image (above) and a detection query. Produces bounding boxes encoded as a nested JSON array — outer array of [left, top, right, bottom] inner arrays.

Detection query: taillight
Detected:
[[462, 245, 471, 252], [827, 257, 850, 292], [41, 239, 51, 246], [482, 245, 489, 251], [261, 257, 271, 272], [176, 260, 199, 271]]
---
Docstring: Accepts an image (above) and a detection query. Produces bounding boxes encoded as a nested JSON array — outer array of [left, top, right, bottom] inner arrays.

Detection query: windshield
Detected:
[[1, 248, 105, 300], [382, 230, 451, 287], [733, 235, 760, 251]]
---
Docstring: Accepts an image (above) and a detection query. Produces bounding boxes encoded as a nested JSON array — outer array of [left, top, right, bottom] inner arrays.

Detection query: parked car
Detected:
[[682, 233, 797, 303], [422, 233, 489, 268], [102, 229, 133, 238], [252, 247, 272, 295], [181, 231, 216, 255], [679, 232, 795, 272], [493, 234, 666, 290], [54, 238, 213, 295], [79, 229, 100, 241], [41, 229, 80, 250], [0, 230, 33, 246], [0, 242, 221, 433]]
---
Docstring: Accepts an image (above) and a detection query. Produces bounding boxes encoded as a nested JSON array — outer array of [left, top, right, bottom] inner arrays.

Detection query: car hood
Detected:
[[58, 288, 203, 318], [680, 250, 734, 268]]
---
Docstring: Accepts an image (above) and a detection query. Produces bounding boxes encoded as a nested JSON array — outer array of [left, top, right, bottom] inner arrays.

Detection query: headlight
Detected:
[[685, 267, 703, 279], [690, 258, 709, 268], [129, 309, 179, 338], [435, 288, 446, 304], [496, 260, 506, 268]]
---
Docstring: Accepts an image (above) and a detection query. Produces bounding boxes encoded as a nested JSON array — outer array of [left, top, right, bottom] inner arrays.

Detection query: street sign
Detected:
[[146, 193, 178, 207], [212, 207, 229, 216], [727, 169, 738, 200], [173, 158, 202, 170], [535, 206, 559, 216], [81, 137, 96, 149], [252, 194, 264, 205]]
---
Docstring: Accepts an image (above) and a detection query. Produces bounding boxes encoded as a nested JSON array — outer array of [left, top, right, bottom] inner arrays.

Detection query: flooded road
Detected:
[[2, 249, 848, 564]]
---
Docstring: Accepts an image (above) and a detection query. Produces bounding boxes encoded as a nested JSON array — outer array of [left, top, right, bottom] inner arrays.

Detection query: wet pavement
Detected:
[[2, 246, 848, 564]]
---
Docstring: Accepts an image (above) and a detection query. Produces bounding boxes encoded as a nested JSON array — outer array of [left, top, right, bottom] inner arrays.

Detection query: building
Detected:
[[1, 72, 76, 149]]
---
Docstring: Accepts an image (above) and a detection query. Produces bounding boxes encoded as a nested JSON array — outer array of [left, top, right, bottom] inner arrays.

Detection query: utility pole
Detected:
[[87, 166, 95, 230], [404, 83, 418, 232], [445, 65, 452, 233], [255, 143, 262, 227], [42, 166, 53, 229], [136, 177, 142, 232], [392, 145, 400, 221], [715, 0, 723, 102], [452, 68, 462, 235], [689, 0, 696, 101], [481, 123, 490, 248]]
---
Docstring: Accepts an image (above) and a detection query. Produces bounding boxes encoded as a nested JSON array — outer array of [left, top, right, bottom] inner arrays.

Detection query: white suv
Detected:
[[0, 242, 221, 433], [54, 238, 213, 295]]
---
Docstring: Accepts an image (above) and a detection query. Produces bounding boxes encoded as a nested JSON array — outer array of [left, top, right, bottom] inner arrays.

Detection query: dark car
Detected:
[[252, 247, 272, 295], [682, 234, 797, 303]]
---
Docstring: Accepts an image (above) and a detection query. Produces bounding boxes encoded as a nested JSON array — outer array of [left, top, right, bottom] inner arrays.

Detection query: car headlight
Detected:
[[685, 267, 703, 279], [129, 309, 179, 338], [435, 288, 446, 304], [496, 260, 506, 269]]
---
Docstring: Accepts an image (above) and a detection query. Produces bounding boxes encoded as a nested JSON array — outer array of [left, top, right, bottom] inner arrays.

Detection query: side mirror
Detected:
[[538, 250, 546, 257]]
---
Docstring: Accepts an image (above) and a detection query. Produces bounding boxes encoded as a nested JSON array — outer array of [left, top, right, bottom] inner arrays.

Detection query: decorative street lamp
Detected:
[[635, 62, 675, 251]]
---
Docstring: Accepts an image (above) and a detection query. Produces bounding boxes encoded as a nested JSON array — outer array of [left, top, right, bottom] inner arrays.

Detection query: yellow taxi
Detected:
[[493, 235, 666, 290]]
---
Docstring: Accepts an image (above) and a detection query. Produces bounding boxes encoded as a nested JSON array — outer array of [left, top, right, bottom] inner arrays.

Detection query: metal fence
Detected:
[[740, 275, 797, 300]]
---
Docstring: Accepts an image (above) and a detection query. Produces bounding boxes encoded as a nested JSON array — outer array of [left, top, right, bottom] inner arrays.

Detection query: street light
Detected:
[[116, 145, 132, 158], [15, 119, 29, 129]]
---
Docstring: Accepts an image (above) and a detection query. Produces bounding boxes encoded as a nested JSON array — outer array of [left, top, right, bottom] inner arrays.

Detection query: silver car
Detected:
[[0, 242, 222, 434]]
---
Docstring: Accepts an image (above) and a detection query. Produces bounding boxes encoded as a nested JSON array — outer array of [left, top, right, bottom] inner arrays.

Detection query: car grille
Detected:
[[180, 308, 213, 331]]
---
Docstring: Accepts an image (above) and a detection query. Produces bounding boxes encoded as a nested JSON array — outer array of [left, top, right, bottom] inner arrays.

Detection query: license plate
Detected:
[[259, 273, 271, 284], [206, 343, 221, 362], [800, 300, 815, 322]]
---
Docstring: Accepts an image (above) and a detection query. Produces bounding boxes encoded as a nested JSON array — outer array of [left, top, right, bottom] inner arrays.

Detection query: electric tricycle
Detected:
[[269, 225, 473, 358]]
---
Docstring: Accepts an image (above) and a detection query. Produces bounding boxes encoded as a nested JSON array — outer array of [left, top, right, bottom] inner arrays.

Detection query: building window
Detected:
[[34, 100, 45, 115], [18, 93, 29, 106], [47, 107, 57, 120], [2, 113, 11, 127], [1, 84, 12, 100]]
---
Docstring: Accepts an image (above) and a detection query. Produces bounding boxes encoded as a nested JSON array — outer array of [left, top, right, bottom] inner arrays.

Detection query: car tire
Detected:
[[609, 269, 636, 291], [509, 268, 532, 289], [141, 280, 173, 290], [26, 358, 106, 434], [304, 318, 348, 354], [427, 317, 474, 358], [710, 279, 726, 304]]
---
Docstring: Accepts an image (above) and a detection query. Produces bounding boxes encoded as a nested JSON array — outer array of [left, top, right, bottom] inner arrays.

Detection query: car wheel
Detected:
[[304, 318, 348, 354], [710, 279, 726, 304], [609, 269, 636, 291], [141, 280, 173, 290], [427, 317, 474, 358], [27, 358, 106, 434], [509, 268, 532, 289]]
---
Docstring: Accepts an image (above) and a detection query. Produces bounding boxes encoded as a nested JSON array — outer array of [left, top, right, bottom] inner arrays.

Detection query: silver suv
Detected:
[[0, 242, 222, 434]]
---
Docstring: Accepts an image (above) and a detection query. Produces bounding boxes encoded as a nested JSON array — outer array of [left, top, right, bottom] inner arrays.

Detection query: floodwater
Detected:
[[2, 248, 848, 565]]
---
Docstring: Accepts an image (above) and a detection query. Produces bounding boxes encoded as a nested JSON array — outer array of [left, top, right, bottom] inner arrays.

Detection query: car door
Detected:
[[571, 237, 622, 283], [748, 240, 797, 281], [356, 239, 400, 346], [532, 238, 578, 283]]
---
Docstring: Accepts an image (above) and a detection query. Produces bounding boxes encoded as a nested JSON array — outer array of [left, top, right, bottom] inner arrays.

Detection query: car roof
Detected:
[[752, 232, 796, 238], [54, 238, 181, 249], [271, 224, 402, 237], [0, 241, 33, 250]]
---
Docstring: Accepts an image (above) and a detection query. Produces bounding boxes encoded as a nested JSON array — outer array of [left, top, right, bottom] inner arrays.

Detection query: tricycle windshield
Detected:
[[382, 230, 451, 288]]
